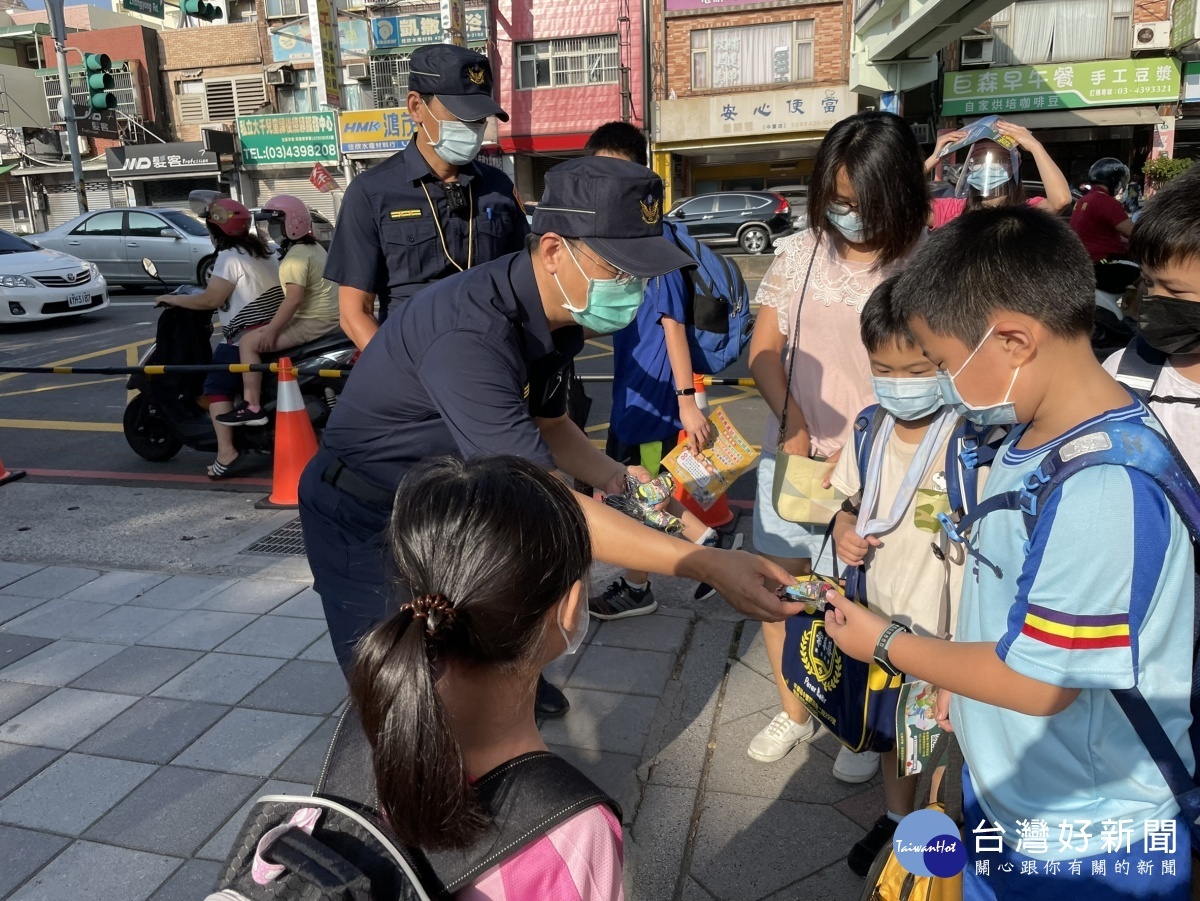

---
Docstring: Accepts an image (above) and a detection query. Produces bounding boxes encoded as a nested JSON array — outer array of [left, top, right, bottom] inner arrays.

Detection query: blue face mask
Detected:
[[967, 164, 1011, 194], [871, 376, 944, 421], [826, 208, 865, 244], [557, 242, 646, 334], [429, 115, 487, 166], [937, 326, 1020, 427]]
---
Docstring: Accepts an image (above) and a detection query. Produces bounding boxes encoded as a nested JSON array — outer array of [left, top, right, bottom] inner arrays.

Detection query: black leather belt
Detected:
[[321, 457, 395, 508]]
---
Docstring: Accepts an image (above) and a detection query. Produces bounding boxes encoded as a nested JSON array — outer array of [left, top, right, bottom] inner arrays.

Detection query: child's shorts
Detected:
[[962, 764, 1190, 901]]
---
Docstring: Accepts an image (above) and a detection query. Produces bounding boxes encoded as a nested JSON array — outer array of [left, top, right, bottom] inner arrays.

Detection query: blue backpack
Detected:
[[661, 220, 752, 375], [939, 413, 1200, 852]]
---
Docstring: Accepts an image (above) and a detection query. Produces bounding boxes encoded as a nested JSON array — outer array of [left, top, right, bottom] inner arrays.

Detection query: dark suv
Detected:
[[666, 191, 792, 254]]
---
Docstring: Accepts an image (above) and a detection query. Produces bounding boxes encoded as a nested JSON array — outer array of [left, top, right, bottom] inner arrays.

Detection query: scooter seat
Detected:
[[261, 330, 354, 366]]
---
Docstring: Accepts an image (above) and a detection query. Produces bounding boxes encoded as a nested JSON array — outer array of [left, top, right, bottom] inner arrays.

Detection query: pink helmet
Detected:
[[207, 198, 252, 237], [260, 194, 312, 242]]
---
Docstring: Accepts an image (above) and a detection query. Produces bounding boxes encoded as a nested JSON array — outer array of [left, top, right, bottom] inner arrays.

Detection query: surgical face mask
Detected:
[[826, 205, 864, 244], [966, 164, 1011, 194], [936, 326, 1021, 427], [1138, 295, 1200, 355], [557, 594, 589, 656], [871, 376, 944, 421], [428, 114, 486, 166], [556, 242, 646, 334]]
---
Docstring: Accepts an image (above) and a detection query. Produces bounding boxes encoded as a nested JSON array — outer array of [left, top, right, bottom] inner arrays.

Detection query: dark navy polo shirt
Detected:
[[321, 249, 585, 490], [324, 140, 529, 313]]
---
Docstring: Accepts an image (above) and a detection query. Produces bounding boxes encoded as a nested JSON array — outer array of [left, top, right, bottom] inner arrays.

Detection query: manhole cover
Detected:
[[245, 518, 306, 556]]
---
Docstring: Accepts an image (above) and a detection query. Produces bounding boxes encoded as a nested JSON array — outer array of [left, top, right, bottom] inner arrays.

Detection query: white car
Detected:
[[0, 229, 109, 323]]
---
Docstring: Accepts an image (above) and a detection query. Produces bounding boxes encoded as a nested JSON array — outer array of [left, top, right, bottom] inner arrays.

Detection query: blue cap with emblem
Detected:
[[532, 156, 696, 279], [408, 44, 508, 123]]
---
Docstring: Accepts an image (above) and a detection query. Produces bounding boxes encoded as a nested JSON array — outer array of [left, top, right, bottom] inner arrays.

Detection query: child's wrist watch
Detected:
[[873, 622, 911, 677]]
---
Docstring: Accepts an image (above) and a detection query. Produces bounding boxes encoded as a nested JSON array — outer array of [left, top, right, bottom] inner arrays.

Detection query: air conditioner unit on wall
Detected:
[[266, 68, 294, 87], [960, 35, 994, 66], [347, 62, 370, 81], [1133, 21, 1171, 51]]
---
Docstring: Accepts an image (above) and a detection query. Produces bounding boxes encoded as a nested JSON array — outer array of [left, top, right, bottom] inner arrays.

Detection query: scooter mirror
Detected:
[[142, 258, 160, 279]]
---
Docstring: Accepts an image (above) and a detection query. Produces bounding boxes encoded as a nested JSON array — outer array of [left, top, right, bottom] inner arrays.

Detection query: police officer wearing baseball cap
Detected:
[[299, 156, 802, 716], [325, 44, 527, 349]]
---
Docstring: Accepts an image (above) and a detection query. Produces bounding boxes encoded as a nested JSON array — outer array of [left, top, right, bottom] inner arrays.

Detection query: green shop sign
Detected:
[[942, 57, 1181, 117], [122, 0, 164, 17], [236, 112, 338, 167]]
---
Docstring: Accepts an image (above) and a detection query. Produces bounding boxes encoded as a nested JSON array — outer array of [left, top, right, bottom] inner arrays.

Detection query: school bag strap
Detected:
[[1114, 336, 1168, 406]]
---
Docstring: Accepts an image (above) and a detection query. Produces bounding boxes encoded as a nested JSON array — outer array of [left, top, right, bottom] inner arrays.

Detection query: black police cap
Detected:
[[408, 44, 508, 123], [533, 157, 695, 279]]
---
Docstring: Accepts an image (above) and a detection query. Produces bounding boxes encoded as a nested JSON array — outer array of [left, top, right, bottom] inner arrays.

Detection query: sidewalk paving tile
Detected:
[[200, 580, 305, 615], [760, 859, 866, 901], [127, 575, 237, 611], [173, 708, 324, 777], [8, 840, 179, 901], [272, 587, 324, 619], [718, 660, 781, 726], [0, 634, 53, 670], [0, 687, 137, 749], [272, 715, 337, 783], [152, 653, 285, 705], [0, 640, 127, 688], [568, 646, 676, 698], [0, 600, 116, 640], [540, 688, 660, 756], [84, 765, 261, 857], [241, 660, 346, 716], [0, 596, 48, 628], [299, 633, 338, 663], [197, 778, 313, 861], [62, 570, 170, 605], [547, 743, 641, 821], [150, 858, 223, 901], [592, 614, 691, 653], [0, 742, 60, 797], [0, 825, 69, 898], [68, 606, 185, 644], [626, 784, 696, 901], [71, 646, 203, 696], [77, 698, 229, 764], [216, 615, 329, 659], [0, 564, 42, 591], [138, 610, 258, 652], [0, 752, 156, 833], [0, 683, 53, 723], [0, 567, 100, 600]]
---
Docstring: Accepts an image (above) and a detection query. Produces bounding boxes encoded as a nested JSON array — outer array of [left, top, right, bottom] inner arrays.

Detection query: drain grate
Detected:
[[245, 518, 307, 556]]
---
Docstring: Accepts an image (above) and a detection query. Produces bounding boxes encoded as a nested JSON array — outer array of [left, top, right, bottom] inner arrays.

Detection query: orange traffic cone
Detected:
[[258, 357, 317, 509], [0, 452, 26, 487], [674, 373, 735, 528]]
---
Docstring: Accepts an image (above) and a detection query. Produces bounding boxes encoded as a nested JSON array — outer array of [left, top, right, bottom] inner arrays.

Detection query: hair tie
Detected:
[[401, 594, 459, 637]]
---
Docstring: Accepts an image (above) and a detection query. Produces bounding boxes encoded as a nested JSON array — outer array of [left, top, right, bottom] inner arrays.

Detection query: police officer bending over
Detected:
[[299, 157, 803, 717], [326, 44, 527, 349]]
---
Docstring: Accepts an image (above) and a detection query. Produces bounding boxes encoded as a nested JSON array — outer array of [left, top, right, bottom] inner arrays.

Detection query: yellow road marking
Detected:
[[582, 387, 759, 436], [0, 340, 154, 384], [0, 419, 122, 432], [585, 339, 612, 350], [0, 377, 123, 399], [575, 352, 614, 362], [126, 345, 139, 406]]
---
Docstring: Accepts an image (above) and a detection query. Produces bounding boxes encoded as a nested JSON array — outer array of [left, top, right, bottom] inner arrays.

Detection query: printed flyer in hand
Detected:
[[895, 680, 946, 778], [663, 408, 759, 510]]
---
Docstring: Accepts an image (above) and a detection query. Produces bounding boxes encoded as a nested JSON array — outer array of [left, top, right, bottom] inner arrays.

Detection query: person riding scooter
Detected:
[[1070, 157, 1139, 295]]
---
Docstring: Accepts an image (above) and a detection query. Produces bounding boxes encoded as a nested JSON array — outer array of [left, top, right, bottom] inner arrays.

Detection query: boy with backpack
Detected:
[[827, 276, 978, 876], [824, 205, 1196, 899], [1104, 164, 1200, 478]]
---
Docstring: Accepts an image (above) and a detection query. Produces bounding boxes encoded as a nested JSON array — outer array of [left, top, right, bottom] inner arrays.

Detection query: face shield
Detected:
[[955, 142, 1020, 201]]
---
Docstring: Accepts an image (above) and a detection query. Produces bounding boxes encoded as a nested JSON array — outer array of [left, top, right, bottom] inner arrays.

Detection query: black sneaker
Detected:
[[216, 402, 269, 427], [589, 578, 657, 620], [535, 675, 569, 719], [693, 530, 745, 601], [848, 814, 899, 877]]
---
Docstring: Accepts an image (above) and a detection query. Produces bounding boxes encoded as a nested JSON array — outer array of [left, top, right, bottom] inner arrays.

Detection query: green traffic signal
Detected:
[[183, 0, 223, 20], [84, 52, 111, 73], [82, 53, 116, 112]]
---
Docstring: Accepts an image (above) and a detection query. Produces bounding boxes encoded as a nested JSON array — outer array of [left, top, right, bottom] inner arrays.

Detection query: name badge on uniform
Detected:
[[389, 209, 423, 220]]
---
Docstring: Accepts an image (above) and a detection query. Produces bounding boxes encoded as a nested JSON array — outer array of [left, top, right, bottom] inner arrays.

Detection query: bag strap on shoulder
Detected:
[[1115, 337, 1168, 405]]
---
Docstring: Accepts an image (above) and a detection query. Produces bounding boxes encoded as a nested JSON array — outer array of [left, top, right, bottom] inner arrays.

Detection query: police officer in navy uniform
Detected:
[[326, 44, 527, 349], [300, 156, 801, 716]]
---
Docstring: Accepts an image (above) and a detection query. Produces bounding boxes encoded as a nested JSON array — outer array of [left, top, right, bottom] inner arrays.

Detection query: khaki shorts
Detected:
[[276, 317, 342, 347]]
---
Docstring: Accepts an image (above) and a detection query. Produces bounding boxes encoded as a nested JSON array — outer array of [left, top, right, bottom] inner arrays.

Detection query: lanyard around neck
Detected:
[[420, 180, 474, 273]]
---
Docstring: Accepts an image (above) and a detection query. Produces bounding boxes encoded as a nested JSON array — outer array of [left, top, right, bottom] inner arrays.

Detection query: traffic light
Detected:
[[83, 53, 116, 111], [183, 0, 223, 21]]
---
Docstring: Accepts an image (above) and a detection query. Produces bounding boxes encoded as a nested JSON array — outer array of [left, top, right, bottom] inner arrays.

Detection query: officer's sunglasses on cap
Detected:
[[570, 240, 636, 286]]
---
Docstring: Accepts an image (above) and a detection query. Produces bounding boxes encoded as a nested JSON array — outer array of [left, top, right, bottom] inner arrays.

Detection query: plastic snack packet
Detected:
[[603, 473, 685, 534]]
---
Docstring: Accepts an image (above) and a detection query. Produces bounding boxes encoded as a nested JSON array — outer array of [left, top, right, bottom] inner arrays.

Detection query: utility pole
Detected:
[[46, 0, 87, 216]]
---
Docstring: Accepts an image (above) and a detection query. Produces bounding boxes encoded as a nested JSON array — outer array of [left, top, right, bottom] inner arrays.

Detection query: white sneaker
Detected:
[[747, 711, 817, 762], [832, 746, 880, 783]]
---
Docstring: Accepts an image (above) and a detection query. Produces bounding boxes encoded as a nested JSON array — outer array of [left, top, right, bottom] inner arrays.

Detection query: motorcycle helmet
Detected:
[[206, 198, 253, 237], [1087, 158, 1130, 194], [954, 139, 1021, 202], [259, 194, 312, 243]]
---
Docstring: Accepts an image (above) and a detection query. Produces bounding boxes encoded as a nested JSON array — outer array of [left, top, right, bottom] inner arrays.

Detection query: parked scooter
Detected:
[[123, 258, 357, 463], [1091, 260, 1140, 361]]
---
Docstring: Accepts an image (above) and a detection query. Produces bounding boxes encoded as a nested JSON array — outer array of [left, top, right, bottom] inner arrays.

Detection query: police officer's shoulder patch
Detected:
[[389, 209, 423, 220]]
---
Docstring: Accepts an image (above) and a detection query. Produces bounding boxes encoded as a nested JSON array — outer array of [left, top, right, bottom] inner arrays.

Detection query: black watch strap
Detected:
[[873, 622, 910, 677], [676, 387, 696, 396]]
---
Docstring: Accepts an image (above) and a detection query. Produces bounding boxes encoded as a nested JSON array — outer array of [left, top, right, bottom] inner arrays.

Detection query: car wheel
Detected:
[[197, 254, 216, 287], [123, 395, 183, 462], [740, 226, 769, 255]]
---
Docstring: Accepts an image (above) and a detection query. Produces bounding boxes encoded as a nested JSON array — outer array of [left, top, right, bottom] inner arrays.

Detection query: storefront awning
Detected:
[[11, 161, 108, 178], [656, 135, 825, 167], [0, 164, 17, 176], [969, 106, 1163, 130], [0, 23, 50, 38]]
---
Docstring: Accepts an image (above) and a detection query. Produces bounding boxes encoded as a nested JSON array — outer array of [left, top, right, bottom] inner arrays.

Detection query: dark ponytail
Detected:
[[350, 455, 591, 851]]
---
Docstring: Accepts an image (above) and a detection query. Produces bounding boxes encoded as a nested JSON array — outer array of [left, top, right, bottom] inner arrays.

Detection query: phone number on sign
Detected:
[[244, 143, 337, 161]]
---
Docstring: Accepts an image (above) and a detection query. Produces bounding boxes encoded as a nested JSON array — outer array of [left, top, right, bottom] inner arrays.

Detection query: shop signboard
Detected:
[[371, 8, 487, 49], [271, 18, 372, 62], [122, 0, 164, 18], [107, 142, 219, 179], [1172, 0, 1198, 49], [942, 58, 1182, 117], [654, 85, 852, 143], [237, 113, 338, 167], [310, 0, 341, 109], [666, 0, 772, 10], [337, 107, 413, 155], [1185, 61, 1200, 103]]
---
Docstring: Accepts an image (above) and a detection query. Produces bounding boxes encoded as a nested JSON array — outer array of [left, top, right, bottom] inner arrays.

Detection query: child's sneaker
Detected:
[[693, 528, 744, 600], [589, 578, 657, 620], [216, 402, 269, 427], [747, 711, 817, 762], [832, 746, 880, 783], [847, 814, 899, 876]]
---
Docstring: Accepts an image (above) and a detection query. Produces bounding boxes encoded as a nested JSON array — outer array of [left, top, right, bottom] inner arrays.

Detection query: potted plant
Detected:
[[1143, 156, 1193, 190]]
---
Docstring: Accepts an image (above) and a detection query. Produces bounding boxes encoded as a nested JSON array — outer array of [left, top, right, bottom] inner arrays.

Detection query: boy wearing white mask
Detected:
[[829, 276, 978, 875]]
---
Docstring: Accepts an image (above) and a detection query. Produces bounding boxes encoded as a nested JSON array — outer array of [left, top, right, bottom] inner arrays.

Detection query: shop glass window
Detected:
[[266, 0, 308, 18], [278, 69, 320, 114], [991, 0, 1137, 64], [691, 31, 708, 90], [516, 36, 619, 89], [690, 22, 810, 90]]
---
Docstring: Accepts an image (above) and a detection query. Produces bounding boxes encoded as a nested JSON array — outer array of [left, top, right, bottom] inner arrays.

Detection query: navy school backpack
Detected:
[[939, 412, 1200, 852], [661, 220, 752, 375]]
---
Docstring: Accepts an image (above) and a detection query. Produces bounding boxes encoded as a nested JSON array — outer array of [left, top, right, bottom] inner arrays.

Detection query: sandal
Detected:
[[207, 454, 246, 480]]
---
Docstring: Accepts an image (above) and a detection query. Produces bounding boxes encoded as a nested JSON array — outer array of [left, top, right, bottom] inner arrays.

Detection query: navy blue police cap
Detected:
[[533, 157, 695, 279], [408, 45, 508, 123]]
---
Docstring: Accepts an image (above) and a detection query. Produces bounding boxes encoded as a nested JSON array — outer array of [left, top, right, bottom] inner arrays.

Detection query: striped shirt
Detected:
[[212, 248, 284, 342]]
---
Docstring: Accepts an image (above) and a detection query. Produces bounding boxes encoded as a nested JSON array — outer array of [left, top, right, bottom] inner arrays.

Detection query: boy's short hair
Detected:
[[584, 122, 648, 167], [892, 205, 1095, 346], [1128, 165, 1200, 272], [859, 276, 915, 353]]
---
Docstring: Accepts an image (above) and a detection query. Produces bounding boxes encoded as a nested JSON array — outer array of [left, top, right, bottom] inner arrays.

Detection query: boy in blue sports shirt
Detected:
[[824, 205, 1194, 898]]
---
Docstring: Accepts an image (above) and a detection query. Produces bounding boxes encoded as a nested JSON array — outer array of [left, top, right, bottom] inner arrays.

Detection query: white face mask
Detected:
[[557, 593, 589, 657]]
